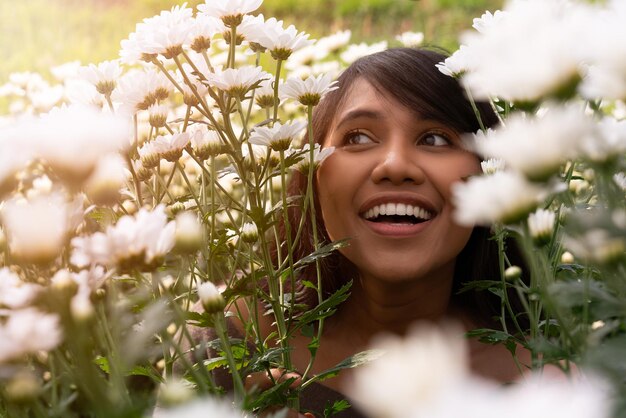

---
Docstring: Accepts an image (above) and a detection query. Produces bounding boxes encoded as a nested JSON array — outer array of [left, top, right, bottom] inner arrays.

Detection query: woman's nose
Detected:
[[370, 141, 426, 185]]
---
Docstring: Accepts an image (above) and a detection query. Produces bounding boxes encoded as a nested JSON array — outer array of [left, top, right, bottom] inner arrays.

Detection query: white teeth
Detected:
[[363, 203, 433, 221]]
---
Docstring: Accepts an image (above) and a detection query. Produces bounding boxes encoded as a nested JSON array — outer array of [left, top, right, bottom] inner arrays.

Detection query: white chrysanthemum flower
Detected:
[[148, 103, 169, 128], [349, 324, 469, 418], [614, 172, 626, 191], [78, 60, 122, 96], [197, 0, 262, 27], [472, 10, 508, 33], [480, 158, 505, 175], [528, 208, 556, 245], [340, 41, 388, 64], [291, 144, 335, 172], [458, 0, 591, 102], [197, 281, 226, 314], [316, 30, 352, 54], [565, 228, 625, 264], [474, 104, 594, 181], [580, 117, 626, 163], [0, 268, 42, 309], [249, 120, 306, 151], [113, 68, 172, 114], [253, 78, 276, 109], [286, 44, 328, 70], [138, 141, 162, 169], [256, 18, 313, 60], [190, 125, 225, 159], [64, 78, 103, 107], [189, 14, 224, 52], [436, 45, 474, 77], [1, 192, 79, 264], [204, 66, 270, 98], [235, 14, 269, 49], [395, 31, 424, 47], [453, 171, 544, 226], [279, 74, 338, 106], [152, 132, 191, 162], [70, 205, 176, 271], [0, 309, 63, 363]]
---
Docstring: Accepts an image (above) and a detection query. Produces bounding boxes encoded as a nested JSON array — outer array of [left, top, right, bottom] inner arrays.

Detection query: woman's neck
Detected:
[[326, 267, 457, 343]]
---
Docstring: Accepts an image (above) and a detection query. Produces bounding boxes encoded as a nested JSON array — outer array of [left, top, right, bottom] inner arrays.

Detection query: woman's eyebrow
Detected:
[[335, 109, 385, 130]]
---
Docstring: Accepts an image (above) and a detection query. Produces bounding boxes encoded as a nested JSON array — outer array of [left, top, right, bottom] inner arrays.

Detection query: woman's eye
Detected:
[[420, 133, 451, 147], [345, 131, 374, 145]]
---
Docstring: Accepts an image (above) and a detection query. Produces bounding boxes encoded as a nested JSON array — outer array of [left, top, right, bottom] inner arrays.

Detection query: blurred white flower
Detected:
[[28, 105, 131, 184], [71, 205, 175, 271], [349, 323, 469, 418], [174, 211, 203, 253], [0, 309, 63, 363], [256, 18, 313, 60], [528, 208, 556, 245], [253, 78, 275, 109], [0, 268, 42, 309], [0, 135, 31, 197], [291, 144, 335, 172], [197, 0, 262, 26], [473, 104, 593, 181], [249, 120, 306, 151], [480, 158, 505, 175], [155, 396, 242, 418], [138, 140, 162, 169], [340, 41, 388, 64], [614, 172, 626, 191], [564, 228, 625, 264], [579, 1, 626, 100], [148, 103, 169, 128], [279, 73, 338, 106], [78, 60, 122, 96], [50, 60, 82, 82], [204, 66, 270, 98], [316, 30, 352, 54], [580, 117, 626, 163], [453, 171, 544, 226], [459, 0, 591, 102], [84, 154, 128, 206], [395, 31, 424, 47], [1, 192, 79, 264]]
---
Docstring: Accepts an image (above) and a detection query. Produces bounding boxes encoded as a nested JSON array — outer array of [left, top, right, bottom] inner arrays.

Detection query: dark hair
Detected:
[[280, 48, 525, 330]]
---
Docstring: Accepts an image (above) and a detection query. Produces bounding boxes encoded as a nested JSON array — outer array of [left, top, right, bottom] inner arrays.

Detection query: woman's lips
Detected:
[[361, 217, 433, 237]]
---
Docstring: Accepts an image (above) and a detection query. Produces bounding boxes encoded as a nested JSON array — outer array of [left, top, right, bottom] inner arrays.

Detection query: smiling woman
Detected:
[[255, 47, 529, 414]]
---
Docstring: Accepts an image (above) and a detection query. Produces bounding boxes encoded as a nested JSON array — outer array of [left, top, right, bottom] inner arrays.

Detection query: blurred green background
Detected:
[[0, 0, 503, 83]]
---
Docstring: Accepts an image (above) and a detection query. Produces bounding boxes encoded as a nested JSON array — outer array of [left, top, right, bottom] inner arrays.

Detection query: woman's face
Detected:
[[317, 79, 480, 285]]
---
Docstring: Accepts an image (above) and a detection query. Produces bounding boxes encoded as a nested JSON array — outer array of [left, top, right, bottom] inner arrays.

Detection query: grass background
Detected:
[[0, 0, 503, 83]]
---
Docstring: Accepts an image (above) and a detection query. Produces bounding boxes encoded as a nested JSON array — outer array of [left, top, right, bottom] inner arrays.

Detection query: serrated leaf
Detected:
[[293, 240, 350, 270], [324, 399, 351, 417], [311, 349, 384, 383], [294, 281, 352, 329]]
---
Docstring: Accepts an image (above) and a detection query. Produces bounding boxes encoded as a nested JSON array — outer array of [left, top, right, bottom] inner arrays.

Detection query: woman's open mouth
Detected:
[[362, 203, 433, 225]]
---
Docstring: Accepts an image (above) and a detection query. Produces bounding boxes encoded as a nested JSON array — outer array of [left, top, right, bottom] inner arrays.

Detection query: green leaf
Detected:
[[203, 357, 229, 372], [311, 349, 384, 383], [245, 377, 297, 411], [127, 365, 164, 383], [293, 240, 350, 270], [466, 328, 516, 345], [324, 399, 351, 417], [94, 356, 110, 374], [294, 281, 352, 329]]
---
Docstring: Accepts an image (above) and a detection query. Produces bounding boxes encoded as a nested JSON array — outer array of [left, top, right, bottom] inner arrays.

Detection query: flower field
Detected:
[[1, 0, 626, 417]]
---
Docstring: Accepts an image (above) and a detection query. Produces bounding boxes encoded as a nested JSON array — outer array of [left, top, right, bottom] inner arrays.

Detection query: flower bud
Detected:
[[197, 281, 225, 314], [5, 372, 41, 403], [158, 379, 195, 407], [240, 222, 259, 243], [560, 251, 574, 264], [504, 265, 522, 281]]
